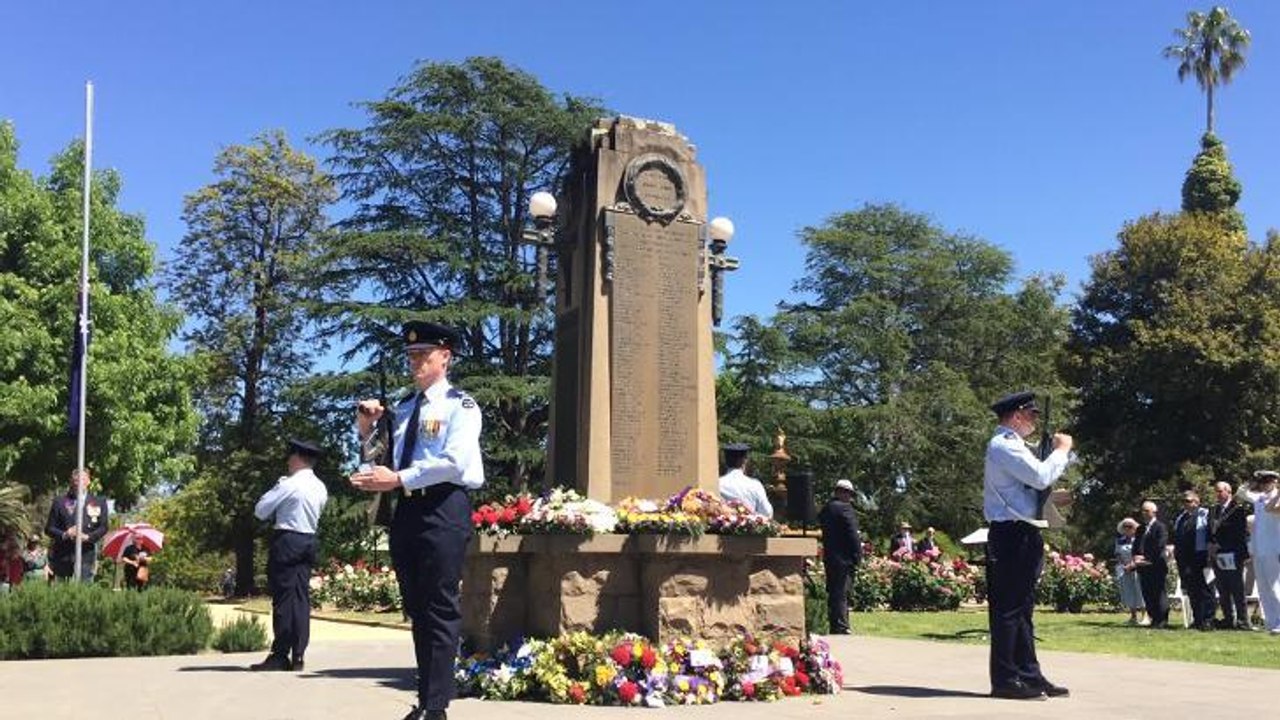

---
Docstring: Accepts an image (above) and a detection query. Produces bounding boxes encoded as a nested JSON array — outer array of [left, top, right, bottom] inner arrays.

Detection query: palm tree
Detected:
[[0, 482, 31, 539], [1163, 6, 1251, 135]]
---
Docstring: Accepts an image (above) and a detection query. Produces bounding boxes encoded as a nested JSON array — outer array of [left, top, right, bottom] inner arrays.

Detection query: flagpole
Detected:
[[73, 81, 93, 583]]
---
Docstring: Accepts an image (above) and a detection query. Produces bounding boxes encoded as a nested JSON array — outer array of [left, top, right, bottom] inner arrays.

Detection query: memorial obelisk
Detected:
[[547, 117, 719, 502]]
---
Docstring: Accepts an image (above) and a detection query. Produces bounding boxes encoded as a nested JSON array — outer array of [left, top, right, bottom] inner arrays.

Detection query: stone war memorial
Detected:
[[461, 117, 817, 649]]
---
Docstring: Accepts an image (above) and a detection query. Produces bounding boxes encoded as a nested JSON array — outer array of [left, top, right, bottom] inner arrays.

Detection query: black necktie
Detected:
[[397, 392, 424, 470]]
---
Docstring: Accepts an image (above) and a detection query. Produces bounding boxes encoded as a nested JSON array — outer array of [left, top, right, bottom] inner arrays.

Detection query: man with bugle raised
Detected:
[[983, 390, 1072, 701]]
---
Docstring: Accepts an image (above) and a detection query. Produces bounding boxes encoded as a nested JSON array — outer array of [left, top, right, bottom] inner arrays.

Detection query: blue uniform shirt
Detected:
[[254, 468, 328, 534], [983, 425, 1070, 523], [394, 378, 485, 492], [718, 469, 774, 517]]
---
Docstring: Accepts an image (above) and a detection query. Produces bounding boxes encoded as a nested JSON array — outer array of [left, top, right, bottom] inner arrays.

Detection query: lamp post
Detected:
[[523, 190, 559, 300], [707, 216, 739, 326]]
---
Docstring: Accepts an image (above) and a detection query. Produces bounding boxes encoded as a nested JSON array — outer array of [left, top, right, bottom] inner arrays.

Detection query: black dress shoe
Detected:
[[991, 680, 1046, 700], [249, 654, 291, 671], [1034, 679, 1070, 697], [291, 659, 305, 672], [400, 708, 446, 720]]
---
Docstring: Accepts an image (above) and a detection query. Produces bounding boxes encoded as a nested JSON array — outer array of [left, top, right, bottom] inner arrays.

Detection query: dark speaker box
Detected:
[[786, 470, 816, 526]]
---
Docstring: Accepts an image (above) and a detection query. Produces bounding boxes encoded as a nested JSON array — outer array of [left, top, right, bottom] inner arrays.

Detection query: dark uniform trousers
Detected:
[[391, 484, 472, 712], [986, 521, 1044, 688], [268, 530, 319, 662], [823, 555, 853, 633]]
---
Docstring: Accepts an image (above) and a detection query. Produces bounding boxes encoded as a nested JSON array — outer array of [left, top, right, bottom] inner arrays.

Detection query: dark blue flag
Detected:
[[67, 295, 88, 437]]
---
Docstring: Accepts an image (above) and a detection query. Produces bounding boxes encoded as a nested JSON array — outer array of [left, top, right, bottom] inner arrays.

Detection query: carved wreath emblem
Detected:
[[622, 153, 687, 224]]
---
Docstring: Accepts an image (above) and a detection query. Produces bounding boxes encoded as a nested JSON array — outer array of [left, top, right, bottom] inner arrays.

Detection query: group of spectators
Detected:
[[1112, 472, 1280, 634], [0, 534, 50, 591]]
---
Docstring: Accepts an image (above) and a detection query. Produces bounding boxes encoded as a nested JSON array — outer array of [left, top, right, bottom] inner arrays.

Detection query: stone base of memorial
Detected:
[[462, 534, 817, 651]]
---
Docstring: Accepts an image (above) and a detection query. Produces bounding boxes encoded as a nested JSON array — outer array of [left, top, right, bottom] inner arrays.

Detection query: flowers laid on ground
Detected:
[[309, 559, 400, 611], [1036, 551, 1113, 612], [519, 487, 618, 535], [455, 630, 841, 706], [472, 494, 534, 536]]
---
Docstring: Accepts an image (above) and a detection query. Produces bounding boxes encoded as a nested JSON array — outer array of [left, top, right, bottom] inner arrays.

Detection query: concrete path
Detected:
[[2, 613, 1277, 719]]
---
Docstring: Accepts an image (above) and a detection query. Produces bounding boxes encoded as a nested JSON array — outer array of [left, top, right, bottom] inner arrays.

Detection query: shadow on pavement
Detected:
[[920, 629, 989, 641], [853, 685, 990, 699], [310, 667, 416, 691]]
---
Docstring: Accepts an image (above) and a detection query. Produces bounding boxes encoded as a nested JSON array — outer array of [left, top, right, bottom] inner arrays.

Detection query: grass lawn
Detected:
[[853, 607, 1280, 669], [238, 597, 410, 629]]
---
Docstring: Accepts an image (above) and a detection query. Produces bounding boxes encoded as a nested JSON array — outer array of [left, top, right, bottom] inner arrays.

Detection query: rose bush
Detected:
[[1036, 551, 1114, 612]]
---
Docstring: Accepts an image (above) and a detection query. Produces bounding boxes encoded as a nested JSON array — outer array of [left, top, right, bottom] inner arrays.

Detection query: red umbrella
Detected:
[[101, 522, 165, 559]]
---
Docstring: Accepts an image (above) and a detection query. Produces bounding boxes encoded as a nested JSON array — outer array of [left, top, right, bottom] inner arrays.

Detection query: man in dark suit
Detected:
[[44, 469, 109, 582], [1134, 500, 1170, 628], [1208, 481, 1251, 630], [818, 479, 862, 634], [1173, 489, 1215, 630]]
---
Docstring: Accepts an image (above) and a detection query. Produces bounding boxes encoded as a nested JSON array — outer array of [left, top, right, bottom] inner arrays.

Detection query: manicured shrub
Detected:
[[0, 582, 213, 659], [211, 614, 268, 653], [1036, 552, 1113, 612]]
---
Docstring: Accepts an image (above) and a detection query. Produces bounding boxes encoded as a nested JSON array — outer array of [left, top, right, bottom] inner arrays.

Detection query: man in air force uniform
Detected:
[[351, 321, 484, 720], [983, 391, 1072, 701], [717, 443, 773, 516], [252, 438, 328, 671]]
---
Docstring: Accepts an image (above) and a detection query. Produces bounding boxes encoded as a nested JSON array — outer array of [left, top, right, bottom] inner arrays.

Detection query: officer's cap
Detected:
[[990, 391, 1038, 417], [403, 321, 460, 352], [834, 479, 854, 492], [899, 521, 912, 530], [1253, 470, 1279, 482], [287, 438, 322, 459], [722, 441, 750, 458]]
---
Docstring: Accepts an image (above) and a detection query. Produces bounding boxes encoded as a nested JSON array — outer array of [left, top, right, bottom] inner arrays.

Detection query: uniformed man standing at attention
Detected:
[[251, 438, 328, 672], [351, 321, 484, 720], [717, 443, 773, 516], [984, 391, 1072, 701]]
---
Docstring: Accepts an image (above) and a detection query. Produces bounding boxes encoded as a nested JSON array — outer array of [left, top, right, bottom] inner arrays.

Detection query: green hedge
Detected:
[[0, 582, 213, 659], [211, 614, 268, 653]]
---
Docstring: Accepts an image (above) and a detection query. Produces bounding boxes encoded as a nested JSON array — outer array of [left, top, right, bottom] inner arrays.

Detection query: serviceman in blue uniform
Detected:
[[983, 391, 1071, 701], [717, 443, 773, 516], [351, 321, 484, 720], [252, 438, 328, 672]]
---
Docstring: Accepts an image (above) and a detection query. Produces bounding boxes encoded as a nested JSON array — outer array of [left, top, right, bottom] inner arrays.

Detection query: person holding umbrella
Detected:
[[251, 438, 329, 672], [101, 523, 164, 590]]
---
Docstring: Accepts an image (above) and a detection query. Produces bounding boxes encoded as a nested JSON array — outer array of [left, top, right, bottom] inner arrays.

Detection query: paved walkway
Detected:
[[2, 611, 1277, 719]]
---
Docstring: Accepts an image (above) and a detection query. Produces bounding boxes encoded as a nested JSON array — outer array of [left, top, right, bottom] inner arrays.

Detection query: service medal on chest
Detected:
[[422, 417, 442, 438]]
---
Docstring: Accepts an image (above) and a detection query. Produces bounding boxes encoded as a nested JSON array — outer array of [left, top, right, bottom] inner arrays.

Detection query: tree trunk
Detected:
[[1206, 84, 1215, 135], [233, 514, 257, 596]]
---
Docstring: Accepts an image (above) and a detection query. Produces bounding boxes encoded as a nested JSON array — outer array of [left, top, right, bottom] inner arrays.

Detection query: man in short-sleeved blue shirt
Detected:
[[351, 321, 484, 720], [983, 391, 1071, 701]]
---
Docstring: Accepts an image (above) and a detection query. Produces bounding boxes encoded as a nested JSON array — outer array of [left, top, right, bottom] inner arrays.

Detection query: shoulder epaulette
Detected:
[[448, 387, 477, 409]]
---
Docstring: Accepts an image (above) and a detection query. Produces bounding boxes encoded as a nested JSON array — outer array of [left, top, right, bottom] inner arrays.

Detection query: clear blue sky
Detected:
[[4, 1, 1279, 333]]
